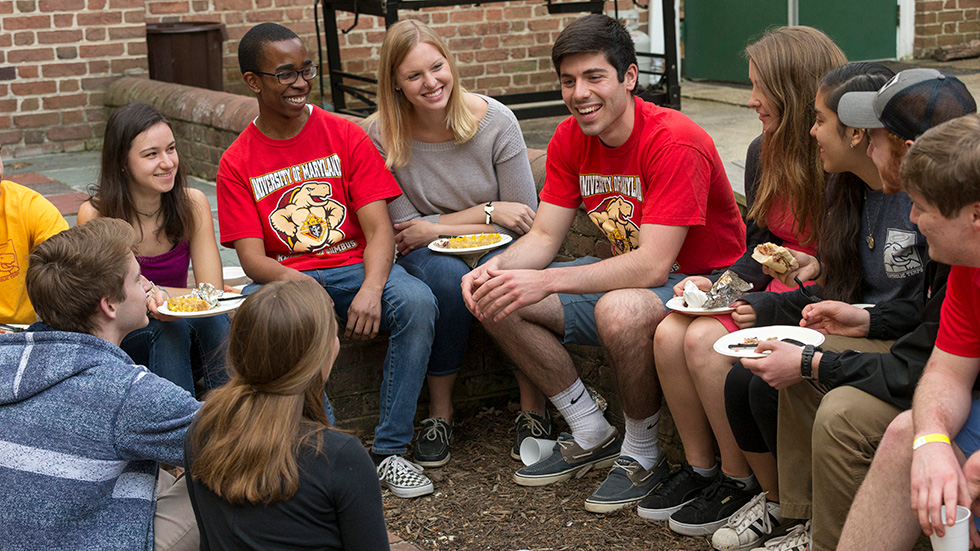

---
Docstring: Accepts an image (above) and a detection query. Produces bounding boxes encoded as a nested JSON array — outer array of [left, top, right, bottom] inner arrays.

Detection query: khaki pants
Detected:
[[777, 335, 898, 551], [155, 469, 199, 551]]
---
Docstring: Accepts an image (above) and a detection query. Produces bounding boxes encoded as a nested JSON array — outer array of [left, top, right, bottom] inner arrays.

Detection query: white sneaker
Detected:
[[712, 491, 782, 550], [377, 455, 434, 498], [751, 520, 810, 551]]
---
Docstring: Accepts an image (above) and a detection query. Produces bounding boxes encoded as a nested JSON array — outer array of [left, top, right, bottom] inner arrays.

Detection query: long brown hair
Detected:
[[745, 26, 846, 246], [91, 103, 193, 245], [189, 280, 339, 504], [368, 19, 478, 169], [816, 63, 895, 302]]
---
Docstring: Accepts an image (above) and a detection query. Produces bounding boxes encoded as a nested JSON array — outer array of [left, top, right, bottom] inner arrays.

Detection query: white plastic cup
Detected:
[[929, 505, 971, 551], [519, 437, 557, 466]]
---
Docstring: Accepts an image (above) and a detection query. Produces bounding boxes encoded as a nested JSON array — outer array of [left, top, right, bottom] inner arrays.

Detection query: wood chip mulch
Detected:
[[379, 404, 714, 551]]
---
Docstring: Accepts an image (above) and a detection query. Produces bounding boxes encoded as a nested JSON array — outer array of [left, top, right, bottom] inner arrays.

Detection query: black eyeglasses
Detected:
[[253, 64, 318, 85]]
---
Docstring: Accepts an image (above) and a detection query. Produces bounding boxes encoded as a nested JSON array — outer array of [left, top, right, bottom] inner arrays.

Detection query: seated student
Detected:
[[365, 19, 544, 466], [462, 14, 746, 513], [0, 143, 69, 324], [0, 217, 200, 551], [733, 68, 975, 551], [837, 113, 980, 550], [648, 27, 845, 542], [185, 280, 389, 550], [79, 103, 231, 396], [217, 22, 436, 498]]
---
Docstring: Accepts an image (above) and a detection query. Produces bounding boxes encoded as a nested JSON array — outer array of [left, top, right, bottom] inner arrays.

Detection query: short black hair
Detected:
[[238, 22, 300, 74], [551, 14, 636, 83]]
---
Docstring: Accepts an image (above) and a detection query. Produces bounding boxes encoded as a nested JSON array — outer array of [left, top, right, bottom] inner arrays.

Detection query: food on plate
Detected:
[[701, 270, 753, 309], [166, 296, 213, 312], [164, 282, 222, 312], [439, 233, 502, 249], [752, 242, 799, 274], [682, 280, 709, 308]]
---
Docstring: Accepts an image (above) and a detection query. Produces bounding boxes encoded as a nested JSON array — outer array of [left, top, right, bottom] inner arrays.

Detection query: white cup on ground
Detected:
[[519, 437, 557, 466], [929, 505, 971, 551]]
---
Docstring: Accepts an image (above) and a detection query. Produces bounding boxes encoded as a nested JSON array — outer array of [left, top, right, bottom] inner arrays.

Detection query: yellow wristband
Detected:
[[913, 433, 951, 450]]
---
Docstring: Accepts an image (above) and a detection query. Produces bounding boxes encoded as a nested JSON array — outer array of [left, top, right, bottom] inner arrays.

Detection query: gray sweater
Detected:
[[367, 95, 538, 237]]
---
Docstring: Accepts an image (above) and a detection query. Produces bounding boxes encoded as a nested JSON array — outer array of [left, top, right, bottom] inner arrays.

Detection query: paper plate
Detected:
[[713, 325, 825, 359]]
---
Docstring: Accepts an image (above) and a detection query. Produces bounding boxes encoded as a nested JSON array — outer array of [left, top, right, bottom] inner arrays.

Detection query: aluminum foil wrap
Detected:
[[190, 282, 221, 309], [702, 270, 752, 309]]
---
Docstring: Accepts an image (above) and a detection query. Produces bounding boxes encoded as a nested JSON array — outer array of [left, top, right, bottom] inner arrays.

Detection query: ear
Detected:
[[624, 63, 638, 92], [244, 72, 263, 94], [903, 139, 915, 153], [971, 202, 980, 227], [849, 128, 867, 149], [99, 296, 118, 321]]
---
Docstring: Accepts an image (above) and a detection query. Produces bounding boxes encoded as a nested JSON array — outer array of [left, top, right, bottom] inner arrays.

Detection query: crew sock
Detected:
[[621, 412, 662, 470], [551, 379, 614, 449]]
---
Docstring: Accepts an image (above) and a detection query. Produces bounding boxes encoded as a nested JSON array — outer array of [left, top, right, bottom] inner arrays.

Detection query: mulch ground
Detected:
[[377, 403, 713, 551]]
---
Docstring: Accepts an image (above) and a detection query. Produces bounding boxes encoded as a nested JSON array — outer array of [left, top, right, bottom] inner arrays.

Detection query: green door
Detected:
[[684, 0, 897, 82], [799, 0, 897, 61], [683, 0, 785, 82]]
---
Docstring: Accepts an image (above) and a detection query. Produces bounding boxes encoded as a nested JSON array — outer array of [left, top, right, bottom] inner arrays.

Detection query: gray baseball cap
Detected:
[[838, 68, 976, 141]]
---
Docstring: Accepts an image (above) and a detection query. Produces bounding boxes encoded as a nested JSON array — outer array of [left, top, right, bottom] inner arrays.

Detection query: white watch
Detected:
[[484, 202, 494, 224]]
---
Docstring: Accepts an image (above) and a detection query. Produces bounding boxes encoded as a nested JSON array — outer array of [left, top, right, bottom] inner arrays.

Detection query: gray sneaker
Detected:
[[513, 430, 621, 487], [584, 454, 669, 513], [511, 409, 553, 461]]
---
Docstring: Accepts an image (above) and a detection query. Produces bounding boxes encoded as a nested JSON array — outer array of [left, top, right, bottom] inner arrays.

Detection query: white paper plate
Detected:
[[157, 295, 245, 318], [713, 325, 825, 359], [665, 296, 736, 315], [427, 233, 513, 256]]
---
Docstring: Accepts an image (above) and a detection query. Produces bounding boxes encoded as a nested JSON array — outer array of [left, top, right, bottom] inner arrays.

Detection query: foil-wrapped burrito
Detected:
[[702, 270, 753, 309]]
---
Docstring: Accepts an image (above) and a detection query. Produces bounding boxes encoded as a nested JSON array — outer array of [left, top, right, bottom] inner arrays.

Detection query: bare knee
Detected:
[[595, 289, 664, 346], [683, 318, 728, 376]]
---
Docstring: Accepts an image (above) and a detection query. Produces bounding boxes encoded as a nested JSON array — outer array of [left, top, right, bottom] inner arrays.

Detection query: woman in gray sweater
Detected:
[[366, 19, 542, 468]]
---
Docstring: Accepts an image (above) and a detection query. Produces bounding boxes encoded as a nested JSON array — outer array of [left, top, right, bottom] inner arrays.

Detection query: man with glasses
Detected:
[[217, 22, 438, 499]]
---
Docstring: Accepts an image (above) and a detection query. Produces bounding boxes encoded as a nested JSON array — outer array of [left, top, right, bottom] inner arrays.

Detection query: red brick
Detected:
[[43, 61, 87, 77], [86, 27, 106, 40], [109, 0, 142, 7], [959, 20, 980, 32], [40, 0, 85, 10], [42, 93, 88, 110], [450, 9, 485, 23], [89, 0, 108, 7], [939, 9, 965, 22], [16, 66, 38, 79], [87, 59, 110, 73], [46, 124, 92, 141], [127, 41, 147, 56], [80, 43, 126, 57], [14, 31, 35, 46], [53, 13, 75, 27], [475, 48, 509, 62], [82, 75, 119, 90], [246, 9, 285, 22], [13, 112, 60, 129], [476, 21, 511, 35], [62, 110, 84, 124], [37, 29, 84, 44], [12, 80, 57, 95], [77, 11, 122, 25], [449, 36, 484, 51], [8, 48, 54, 63], [14, 0, 36, 13], [214, 0, 251, 8], [4, 15, 52, 30], [60, 79, 81, 92], [0, 34, 10, 47], [148, 1, 190, 14], [19, 98, 40, 111], [123, 10, 143, 23], [109, 26, 146, 39], [109, 57, 146, 73], [528, 18, 559, 31]]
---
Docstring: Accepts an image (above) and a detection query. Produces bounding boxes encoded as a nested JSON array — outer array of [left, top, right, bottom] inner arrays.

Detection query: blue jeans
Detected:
[[121, 314, 230, 396], [244, 263, 436, 455], [397, 246, 505, 377]]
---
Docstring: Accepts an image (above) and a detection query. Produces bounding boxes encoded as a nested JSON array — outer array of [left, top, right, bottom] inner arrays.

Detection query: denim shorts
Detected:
[[554, 256, 686, 347]]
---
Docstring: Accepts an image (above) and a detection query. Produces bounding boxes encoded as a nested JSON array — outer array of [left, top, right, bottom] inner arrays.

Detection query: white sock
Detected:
[[551, 379, 613, 449], [621, 412, 662, 470], [692, 463, 719, 478], [727, 473, 758, 490]]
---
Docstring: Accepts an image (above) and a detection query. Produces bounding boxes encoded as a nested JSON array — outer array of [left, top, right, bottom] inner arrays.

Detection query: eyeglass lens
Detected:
[[277, 65, 318, 84]]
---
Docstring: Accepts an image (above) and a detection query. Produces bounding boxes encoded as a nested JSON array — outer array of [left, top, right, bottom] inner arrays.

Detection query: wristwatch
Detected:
[[800, 344, 815, 380], [484, 201, 494, 224]]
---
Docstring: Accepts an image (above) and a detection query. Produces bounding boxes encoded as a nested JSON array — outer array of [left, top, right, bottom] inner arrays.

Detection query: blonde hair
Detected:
[[189, 280, 339, 504], [745, 26, 847, 245], [369, 19, 479, 169]]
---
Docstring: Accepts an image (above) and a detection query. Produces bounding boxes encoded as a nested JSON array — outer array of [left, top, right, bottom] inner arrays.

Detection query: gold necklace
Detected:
[[864, 188, 882, 250]]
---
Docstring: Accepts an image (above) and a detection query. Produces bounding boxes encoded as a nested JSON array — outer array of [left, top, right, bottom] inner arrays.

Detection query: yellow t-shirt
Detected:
[[0, 180, 69, 324]]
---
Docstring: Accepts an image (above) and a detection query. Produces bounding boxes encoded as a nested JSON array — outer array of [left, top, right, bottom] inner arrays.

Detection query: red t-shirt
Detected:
[[540, 97, 746, 276], [936, 265, 980, 358], [217, 106, 400, 271]]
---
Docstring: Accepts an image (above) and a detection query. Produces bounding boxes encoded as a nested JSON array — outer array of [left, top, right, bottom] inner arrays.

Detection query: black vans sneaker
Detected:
[[668, 475, 759, 536]]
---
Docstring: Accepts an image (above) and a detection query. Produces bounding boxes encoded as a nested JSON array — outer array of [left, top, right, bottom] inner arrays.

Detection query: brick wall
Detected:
[[914, 0, 980, 57]]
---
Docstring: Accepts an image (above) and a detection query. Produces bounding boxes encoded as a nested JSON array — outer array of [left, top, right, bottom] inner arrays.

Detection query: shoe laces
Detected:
[[611, 456, 640, 477], [765, 520, 810, 551], [725, 491, 772, 534], [420, 418, 450, 443], [515, 411, 549, 438], [378, 455, 426, 478], [652, 463, 696, 494], [690, 475, 746, 511]]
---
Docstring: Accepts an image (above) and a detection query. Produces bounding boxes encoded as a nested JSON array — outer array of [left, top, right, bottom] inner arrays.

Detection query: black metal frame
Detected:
[[313, 0, 680, 119]]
